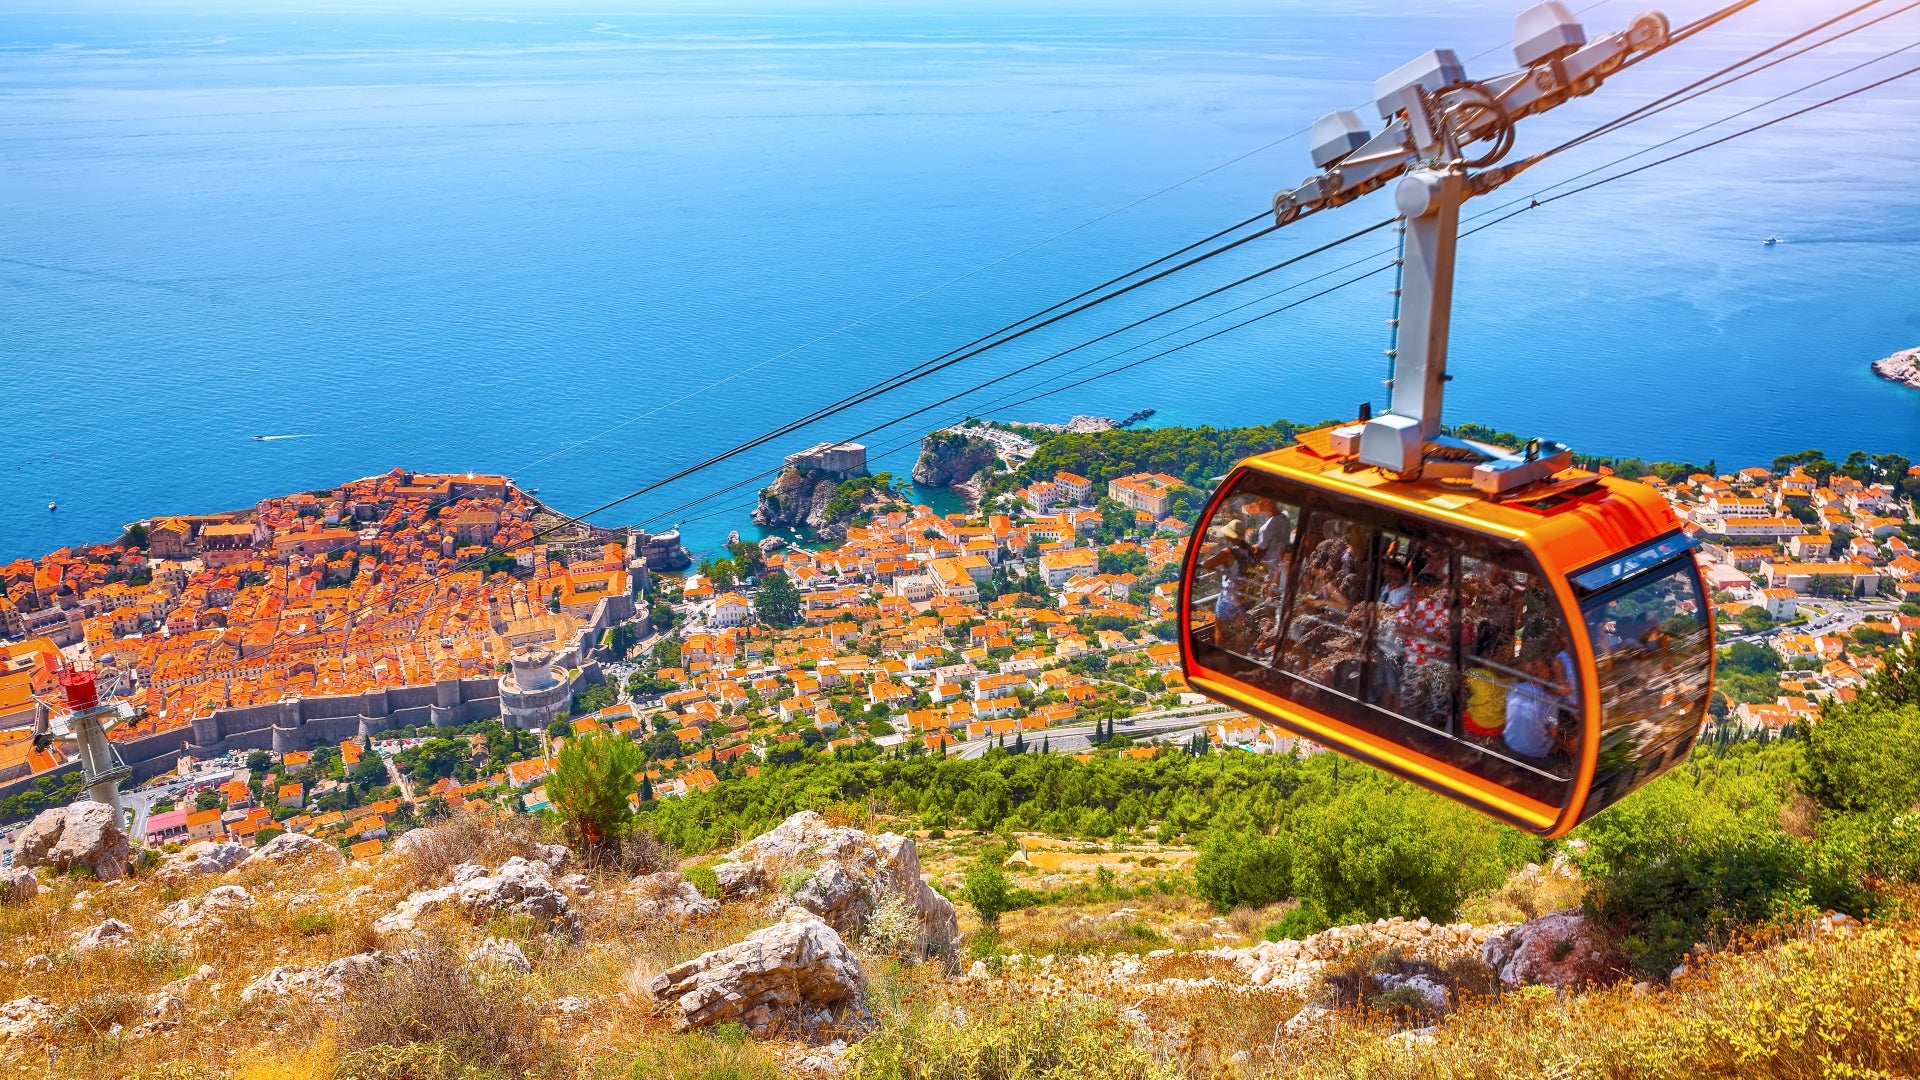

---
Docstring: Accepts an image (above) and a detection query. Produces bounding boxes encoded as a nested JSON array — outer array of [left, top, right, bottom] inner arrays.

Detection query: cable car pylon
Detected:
[[1275, 2, 1673, 480], [32, 662, 136, 820], [1179, 2, 1725, 836]]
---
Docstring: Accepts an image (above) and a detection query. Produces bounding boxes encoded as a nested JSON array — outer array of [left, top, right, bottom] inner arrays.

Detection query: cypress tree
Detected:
[[637, 773, 653, 803]]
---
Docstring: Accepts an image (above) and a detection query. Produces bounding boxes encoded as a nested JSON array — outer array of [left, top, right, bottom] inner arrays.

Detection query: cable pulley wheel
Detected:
[[1443, 82, 1516, 170]]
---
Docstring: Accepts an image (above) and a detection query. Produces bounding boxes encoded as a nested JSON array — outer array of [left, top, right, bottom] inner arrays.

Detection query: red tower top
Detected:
[[58, 663, 98, 712]]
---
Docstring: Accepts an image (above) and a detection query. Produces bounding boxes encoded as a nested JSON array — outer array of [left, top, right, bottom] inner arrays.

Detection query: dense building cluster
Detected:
[[0, 470, 622, 754], [1664, 460, 1920, 729], [9, 448, 1917, 861]]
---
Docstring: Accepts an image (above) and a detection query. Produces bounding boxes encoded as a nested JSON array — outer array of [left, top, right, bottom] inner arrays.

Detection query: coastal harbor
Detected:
[[1872, 347, 1920, 390]]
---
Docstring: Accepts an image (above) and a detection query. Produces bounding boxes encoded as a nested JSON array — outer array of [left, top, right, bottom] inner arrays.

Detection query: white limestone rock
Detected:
[[160, 841, 250, 880], [467, 937, 532, 973], [159, 885, 257, 935], [0, 997, 56, 1041], [373, 856, 579, 937], [534, 843, 571, 872], [241, 965, 330, 1003], [648, 907, 868, 1036], [712, 811, 959, 958], [1482, 909, 1617, 989], [15, 802, 130, 881], [0, 867, 40, 905], [249, 831, 345, 869], [74, 917, 135, 950], [240, 951, 389, 1003]]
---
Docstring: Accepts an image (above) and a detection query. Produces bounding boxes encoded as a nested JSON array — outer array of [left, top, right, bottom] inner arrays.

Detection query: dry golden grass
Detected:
[[383, 811, 548, 891], [843, 910, 1920, 1080], [988, 891, 1230, 955], [1271, 913, 1920, 1079], [9, 814, 1915, 1080], [0, 816, 784, 1080], [1456, 861, 1587, 926]]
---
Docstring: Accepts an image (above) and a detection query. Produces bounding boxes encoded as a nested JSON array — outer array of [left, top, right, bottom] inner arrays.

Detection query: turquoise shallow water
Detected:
[[3, 1, 1918, 564]]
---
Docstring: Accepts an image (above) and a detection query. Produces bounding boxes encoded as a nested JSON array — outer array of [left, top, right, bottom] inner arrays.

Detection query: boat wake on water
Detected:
[[252, 434, 319, 441]]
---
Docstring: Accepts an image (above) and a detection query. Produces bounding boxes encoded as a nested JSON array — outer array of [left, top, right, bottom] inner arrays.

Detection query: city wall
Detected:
[[0, 588, 631, 809]]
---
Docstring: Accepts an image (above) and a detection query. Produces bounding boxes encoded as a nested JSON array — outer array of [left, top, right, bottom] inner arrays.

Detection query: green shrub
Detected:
[[684, 864, 721, 899], [781, 867, 816, 896], [294, 911, 336, 936], [1285, 777, 1514, 923], [548, 728, 645, 862], [1799, 702, 1920, 818], [1575, 742, 1860, 978], [1194, 832, 1292, 913], [1265, 903, 1331, 941], [963, 851, 1013, 927]]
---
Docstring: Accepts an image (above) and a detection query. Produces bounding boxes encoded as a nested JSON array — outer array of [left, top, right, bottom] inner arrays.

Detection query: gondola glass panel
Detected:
[[1184, 469, 1582, 810], [1186, 485, 1299, 681], [1280, 512, 1373, 701], [1573, 549, 1713, 821]]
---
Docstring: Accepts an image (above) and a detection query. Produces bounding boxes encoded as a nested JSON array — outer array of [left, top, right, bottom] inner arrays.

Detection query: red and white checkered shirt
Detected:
[[1403, 596, 1449, 666]]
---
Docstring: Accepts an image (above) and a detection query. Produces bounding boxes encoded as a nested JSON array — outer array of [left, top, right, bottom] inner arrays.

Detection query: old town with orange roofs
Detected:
[[3, 449, 1917, 861]]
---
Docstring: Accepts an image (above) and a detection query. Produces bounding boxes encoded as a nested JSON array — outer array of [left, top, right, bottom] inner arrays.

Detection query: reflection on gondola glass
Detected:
[[1578, 557, 1713, 819], [1187, 486, 1299, 670], [1183, 469, 1584, 811], [1282, 512, 1371, 699]]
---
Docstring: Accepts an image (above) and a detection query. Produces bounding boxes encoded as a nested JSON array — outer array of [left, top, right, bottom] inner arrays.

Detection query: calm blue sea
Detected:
[[4, 0, 1918, 564]]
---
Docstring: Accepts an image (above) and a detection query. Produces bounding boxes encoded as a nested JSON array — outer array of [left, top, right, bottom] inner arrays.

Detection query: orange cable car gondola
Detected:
[[1178, 428, 1713, 837], [1176, 5, 1711, 835]]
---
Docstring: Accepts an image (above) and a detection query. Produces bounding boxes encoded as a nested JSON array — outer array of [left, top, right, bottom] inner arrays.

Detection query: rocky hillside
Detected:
[[1872, 345, 1920, 390], [909, 431, 997, 489], [752, 469, 904, 540], [2, 800, 1912, 1080]]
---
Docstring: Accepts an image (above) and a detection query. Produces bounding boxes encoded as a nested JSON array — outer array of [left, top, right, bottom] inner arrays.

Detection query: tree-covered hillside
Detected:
[[1007, 419, 1306, 492]]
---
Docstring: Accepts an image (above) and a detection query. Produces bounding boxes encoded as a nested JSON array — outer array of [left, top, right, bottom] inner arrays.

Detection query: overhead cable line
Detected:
[[191, 0, 1860, 650], [517, 207, 1274, 471], [1660, 0, 1768, 48], [844, 48, 1920, 446], [625, 217, 1398, 531], [290, 207, 1303, 650], [1496, 56, 1920, 221], [1546, 0, 1896, 158], [1471, 25, 1920, 228]]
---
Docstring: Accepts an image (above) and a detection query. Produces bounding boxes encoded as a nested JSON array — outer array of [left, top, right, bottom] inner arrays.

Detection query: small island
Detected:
[[1871, 346, 1920, 390]]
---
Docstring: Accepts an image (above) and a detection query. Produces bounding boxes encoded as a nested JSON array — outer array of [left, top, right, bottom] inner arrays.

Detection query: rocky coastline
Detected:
[[1871, 347, 1920, 390], [910, 431, 997, 488]]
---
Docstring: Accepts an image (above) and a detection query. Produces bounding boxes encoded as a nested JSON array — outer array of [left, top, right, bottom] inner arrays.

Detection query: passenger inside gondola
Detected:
[[1283, 515, 1369, 694], [1501, 656, 1561, 758], [1399, 560, 1453, 728], [1192, 494, 1298, 665]]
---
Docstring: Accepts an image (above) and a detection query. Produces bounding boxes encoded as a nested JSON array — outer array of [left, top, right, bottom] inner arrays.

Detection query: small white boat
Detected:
[[47, 501, 56, 512], [1763, 235, 1783, 246]]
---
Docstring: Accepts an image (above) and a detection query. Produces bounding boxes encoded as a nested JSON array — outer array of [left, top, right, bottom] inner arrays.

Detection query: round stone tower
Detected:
[[499, 646, 568, 730]]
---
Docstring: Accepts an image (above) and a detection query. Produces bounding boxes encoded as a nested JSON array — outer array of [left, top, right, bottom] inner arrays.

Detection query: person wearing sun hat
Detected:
[[1201, 513, 1259, 646]]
